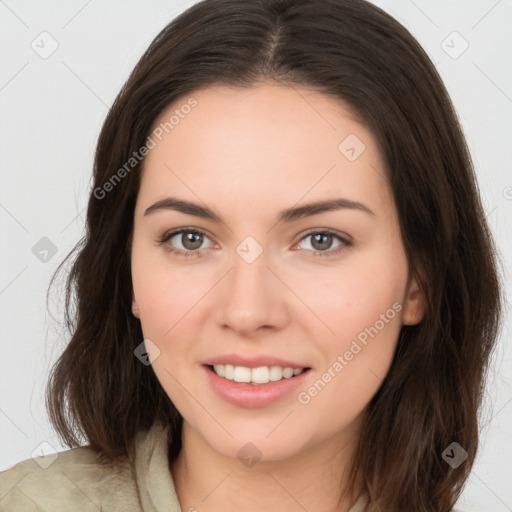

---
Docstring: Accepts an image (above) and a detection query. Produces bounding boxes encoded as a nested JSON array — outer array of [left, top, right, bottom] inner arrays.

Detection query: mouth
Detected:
[[205, 364, 311, 385]]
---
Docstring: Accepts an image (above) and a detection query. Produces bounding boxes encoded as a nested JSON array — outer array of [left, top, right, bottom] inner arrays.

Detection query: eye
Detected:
[[157, 228, 214, 258], [157, 228, 351, 259], [294, 230, 351, 257]]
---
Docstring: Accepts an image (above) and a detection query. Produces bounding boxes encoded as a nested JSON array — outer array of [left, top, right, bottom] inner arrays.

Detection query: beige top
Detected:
[[0, 421, 369, 511]]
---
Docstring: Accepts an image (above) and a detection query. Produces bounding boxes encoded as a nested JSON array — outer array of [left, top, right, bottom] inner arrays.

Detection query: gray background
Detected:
[[0, 0, 511, 510]]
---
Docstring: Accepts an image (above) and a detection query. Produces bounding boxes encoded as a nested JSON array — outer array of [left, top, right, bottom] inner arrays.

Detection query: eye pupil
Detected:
[[311, 233, 332, 251], [182, 231, 203, 250]]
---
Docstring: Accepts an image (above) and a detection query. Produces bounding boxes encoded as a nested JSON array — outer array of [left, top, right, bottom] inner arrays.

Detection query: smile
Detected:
[[204, 364, 312, 408], [211, 364, 306, 385]]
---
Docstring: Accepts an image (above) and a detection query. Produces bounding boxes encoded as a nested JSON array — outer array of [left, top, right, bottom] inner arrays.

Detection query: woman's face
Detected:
[[131, 82, 425, 462]]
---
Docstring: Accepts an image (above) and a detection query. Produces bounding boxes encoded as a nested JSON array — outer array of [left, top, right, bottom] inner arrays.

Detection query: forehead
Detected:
[[138, 82, 391, 217]]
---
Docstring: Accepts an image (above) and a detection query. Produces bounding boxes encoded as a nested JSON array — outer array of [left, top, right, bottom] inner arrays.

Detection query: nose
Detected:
[[213, 248, 290, 337]]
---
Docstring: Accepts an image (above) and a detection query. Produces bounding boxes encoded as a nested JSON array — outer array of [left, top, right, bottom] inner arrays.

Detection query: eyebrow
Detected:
[[144, 196, 375, 223]]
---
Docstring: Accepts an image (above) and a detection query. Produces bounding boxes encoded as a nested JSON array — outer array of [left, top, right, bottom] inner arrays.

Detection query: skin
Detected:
[[131, 81, 426, 512]]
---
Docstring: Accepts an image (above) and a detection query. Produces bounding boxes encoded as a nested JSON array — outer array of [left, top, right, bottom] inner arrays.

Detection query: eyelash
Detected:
[[156, 228, 352, 259]]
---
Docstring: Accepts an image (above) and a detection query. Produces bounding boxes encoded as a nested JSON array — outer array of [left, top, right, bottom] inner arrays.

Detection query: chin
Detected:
[[191, 417, 311, 463]]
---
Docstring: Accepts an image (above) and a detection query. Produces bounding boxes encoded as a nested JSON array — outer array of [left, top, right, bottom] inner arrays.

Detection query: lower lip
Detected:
[[203, 365, 311, 408]]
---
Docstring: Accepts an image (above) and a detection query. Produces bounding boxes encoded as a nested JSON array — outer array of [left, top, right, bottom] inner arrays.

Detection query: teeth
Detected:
[[224, 364, 234, 380], [251, 366, 269, 384], [233, 366, 251, 383], [212, 364, 305, 384], [282, 367, 294, 378], [269, 366, 282, 382]]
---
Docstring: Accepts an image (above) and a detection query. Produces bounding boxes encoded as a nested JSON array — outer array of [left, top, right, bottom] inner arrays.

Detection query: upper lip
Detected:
[[202, 353, 310, 369]]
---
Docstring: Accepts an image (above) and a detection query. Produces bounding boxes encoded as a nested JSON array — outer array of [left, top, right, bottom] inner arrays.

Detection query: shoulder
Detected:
[[0, 445, 139, 511]]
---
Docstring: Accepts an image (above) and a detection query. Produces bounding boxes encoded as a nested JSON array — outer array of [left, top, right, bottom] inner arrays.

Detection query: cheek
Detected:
[[298, 259, 405, 379], [296, 291, 403, 435], [131, 240, 211, 339], [294, 256, 406, 421], [301, 260, 406, 345]]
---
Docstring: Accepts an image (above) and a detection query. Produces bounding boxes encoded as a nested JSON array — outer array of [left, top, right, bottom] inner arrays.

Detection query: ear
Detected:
[[132, 289, 140, 319], [402, 272, 427, 325]]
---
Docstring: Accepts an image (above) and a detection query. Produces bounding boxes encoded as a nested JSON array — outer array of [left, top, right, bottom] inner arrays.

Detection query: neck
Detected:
[[170, 421, 364, 512]]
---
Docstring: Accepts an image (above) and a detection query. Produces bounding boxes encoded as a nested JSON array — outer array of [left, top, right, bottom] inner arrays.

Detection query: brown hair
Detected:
[[46, 0, 502, 510]]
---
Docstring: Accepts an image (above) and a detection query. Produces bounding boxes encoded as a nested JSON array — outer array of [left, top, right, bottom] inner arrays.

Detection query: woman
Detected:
[[0, 0, 502, 510]]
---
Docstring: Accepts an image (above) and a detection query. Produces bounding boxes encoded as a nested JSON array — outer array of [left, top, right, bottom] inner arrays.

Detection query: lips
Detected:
[[203, 364, 311, 408], [201, 353, 312, 408]]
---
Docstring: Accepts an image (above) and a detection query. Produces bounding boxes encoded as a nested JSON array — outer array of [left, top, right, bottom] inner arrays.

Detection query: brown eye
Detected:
[[158, 229, 213, 257], [310, 233, 334, 251], [296, 230, 351, 257], [176, 231, 204, 250]]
